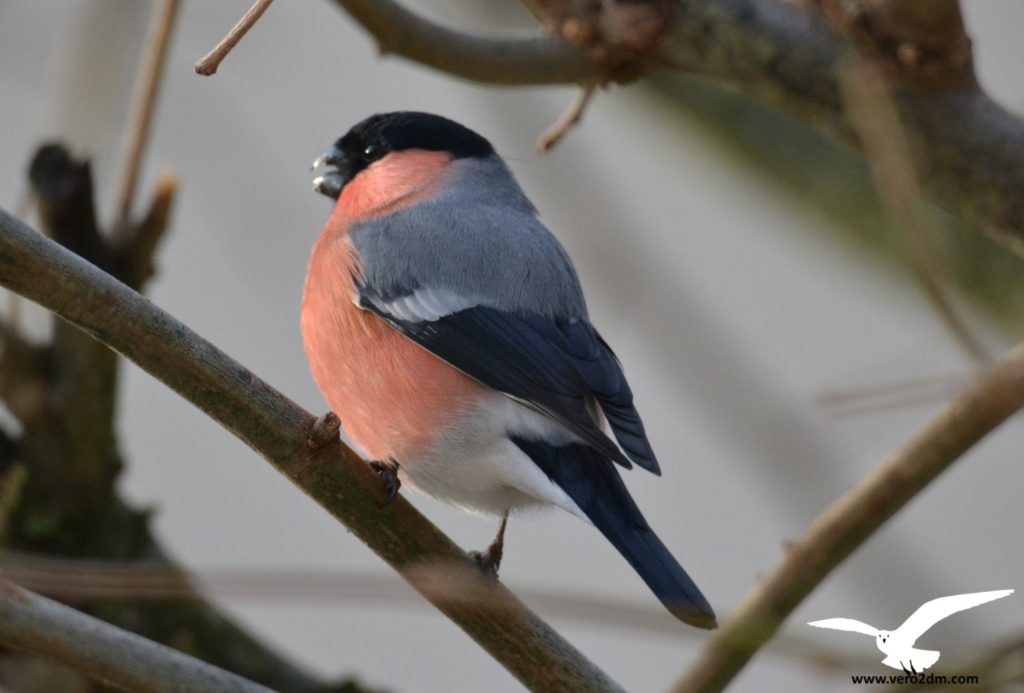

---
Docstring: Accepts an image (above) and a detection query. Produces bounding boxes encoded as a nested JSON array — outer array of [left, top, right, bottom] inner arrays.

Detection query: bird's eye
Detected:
[[362, 144, 380, 161]]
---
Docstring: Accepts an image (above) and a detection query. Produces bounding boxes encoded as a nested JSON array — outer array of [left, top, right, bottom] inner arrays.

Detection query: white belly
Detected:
[[395, 391, 588, 521]]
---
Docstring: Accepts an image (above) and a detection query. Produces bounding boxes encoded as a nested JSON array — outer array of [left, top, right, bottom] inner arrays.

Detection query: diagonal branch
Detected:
[[840, 58, 990, 363], [671, 341, 1024, 692], [0, 579, 270, 693], [195, 0, 276, 76], [0, 207, 622, 693]]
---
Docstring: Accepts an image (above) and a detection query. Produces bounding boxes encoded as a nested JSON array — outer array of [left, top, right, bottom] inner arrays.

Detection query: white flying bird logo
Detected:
[[808, 589, 1013, 673]]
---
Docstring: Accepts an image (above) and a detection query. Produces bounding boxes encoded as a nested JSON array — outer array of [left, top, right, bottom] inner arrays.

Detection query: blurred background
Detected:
[[2, 1, 1023, 690]]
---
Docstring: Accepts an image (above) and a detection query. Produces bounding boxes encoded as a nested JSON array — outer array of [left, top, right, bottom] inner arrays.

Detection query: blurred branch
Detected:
[[317, 0, 1024, 252], [911, 631, 1024, 692], [0, 579, 270, 693], [329, 0, 590, 84], [0, 318, 48, 423], [0, 206, 623, 693], [816, 371, 969, 419], [113, 171, 179, 289], [841, 57, 990, 363], [0, 553, 884, 670], [114, 0, 181, 227], [537, 81, 597, 152], [195, 0, 276, 75], [15, 144, 352, 691], [672, 340, 1024, 692]]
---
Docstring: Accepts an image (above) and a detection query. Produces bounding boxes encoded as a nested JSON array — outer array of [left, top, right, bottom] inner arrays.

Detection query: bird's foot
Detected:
[[368, 459, 401, 507], [469, 514, 508, 579], [306, 412, 340, 449], [468, 543, 503, 579]]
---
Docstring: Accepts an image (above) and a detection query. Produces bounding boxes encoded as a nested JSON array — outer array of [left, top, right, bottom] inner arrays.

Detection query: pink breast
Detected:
[[301, 151, 487, 461]]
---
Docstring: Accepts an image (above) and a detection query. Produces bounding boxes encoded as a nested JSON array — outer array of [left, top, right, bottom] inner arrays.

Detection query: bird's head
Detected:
[[311, 112, 495, 201], [877, 630, 891, 645]]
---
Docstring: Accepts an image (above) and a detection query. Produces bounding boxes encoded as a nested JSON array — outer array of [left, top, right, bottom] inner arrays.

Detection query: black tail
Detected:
[[512, 438, 716, 629]]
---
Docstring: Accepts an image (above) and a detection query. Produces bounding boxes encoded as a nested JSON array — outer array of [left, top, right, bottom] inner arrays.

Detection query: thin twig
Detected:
[[0, 206, 623, 693], [0, 579, 271, 693], [841, 58, 991, 364], [114, 0, 181, 227], [195, 0, 276, 76], [672, 341, 1024, 692], [816, 371, 973, 419], [537, 82, 598, 152], [0, 552, 874, 669]]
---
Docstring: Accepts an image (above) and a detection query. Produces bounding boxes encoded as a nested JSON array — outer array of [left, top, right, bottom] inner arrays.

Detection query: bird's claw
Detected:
[[369, 459, 400, 507], [469, 514, 508, 579], [468, 546, 502, 579]]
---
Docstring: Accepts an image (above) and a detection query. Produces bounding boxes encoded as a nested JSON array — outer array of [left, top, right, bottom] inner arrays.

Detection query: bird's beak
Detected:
[[310, 144, 347, 200]]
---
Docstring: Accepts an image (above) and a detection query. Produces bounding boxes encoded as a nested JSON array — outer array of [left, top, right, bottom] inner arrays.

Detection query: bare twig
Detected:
[[0, 206, 623, 693], [114, 0, 181, 227], [672, 341, 1024, 692], [537, 82, 597, 152], [816, 371, 971, 419], [0, 554, 887, 671], [195, 0, 276, 76], [0, 579, 270, 693], [841, 57, 990, 363]]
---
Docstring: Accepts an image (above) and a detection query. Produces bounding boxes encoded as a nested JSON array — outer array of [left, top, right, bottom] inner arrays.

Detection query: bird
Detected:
[[808, 589, 1014, 672], [301, 111, 715, 629]]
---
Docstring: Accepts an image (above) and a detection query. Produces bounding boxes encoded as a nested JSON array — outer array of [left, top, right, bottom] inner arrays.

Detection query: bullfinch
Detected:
[[302, 112, 715, 629]]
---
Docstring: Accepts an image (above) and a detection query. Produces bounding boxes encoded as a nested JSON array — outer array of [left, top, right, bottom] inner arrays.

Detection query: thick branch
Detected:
[[672, 341, 1024, 692], [637, 0, 1024, 246], [328, 0, 1024, 248], [0, 207, 622, 693], [16, 143, 341, 690], [0, 579, 269, 693], [330, 0, 588, 84]]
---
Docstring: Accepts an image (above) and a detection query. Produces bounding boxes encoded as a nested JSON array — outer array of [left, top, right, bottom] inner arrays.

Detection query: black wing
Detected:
[[358, 285, 659, 474]]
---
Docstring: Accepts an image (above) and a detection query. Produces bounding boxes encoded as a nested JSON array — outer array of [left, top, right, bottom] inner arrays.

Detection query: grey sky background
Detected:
[[2, 2, 1023, 690]]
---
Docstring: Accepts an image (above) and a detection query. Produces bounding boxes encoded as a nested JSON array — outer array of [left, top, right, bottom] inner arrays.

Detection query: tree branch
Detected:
[[324, 0, 1024, 251], [195, 0, 276, 76], [113, 0, 181, 227], [671, 341, 1024, 692], [840, 57, 990, 363], [0, 579, 270, 693], [17, 143, 360, 692], [0, 207, 623, 693], [329, 0, 589, 84]]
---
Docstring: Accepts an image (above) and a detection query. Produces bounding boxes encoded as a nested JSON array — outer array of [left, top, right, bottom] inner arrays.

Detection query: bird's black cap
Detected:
[[342, 111, 494, 160], [312, 112, 494, 199]]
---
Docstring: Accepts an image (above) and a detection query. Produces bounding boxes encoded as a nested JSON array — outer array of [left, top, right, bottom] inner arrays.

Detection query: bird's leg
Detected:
[[368, 458, 401, 507], [305, 412, 341, 449], [470, 512, 509, 578]]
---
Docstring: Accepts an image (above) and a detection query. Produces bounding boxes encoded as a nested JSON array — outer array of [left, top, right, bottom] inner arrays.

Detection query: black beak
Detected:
[[310, 144, 347, 200]]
